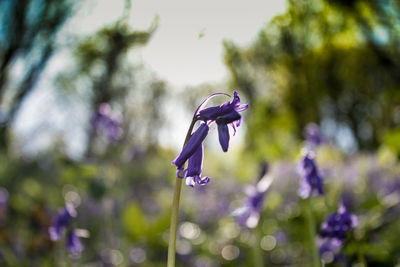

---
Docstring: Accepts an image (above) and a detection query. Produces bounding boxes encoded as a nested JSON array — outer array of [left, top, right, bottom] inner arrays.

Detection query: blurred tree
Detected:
[[0, 0, 76, 149], [55, 14, 167, 158], [224, 0, 400, 158]]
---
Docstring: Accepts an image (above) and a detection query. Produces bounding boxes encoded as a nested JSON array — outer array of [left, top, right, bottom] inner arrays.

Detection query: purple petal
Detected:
[[172, 123, 209, 170], [186, 143, 204, 177], [196, 176, 210, 185], [217, 124, 230, 152], [66, 230, 84, 255]]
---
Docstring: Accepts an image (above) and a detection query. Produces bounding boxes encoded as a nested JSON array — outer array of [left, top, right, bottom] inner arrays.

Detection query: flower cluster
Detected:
[[172, 92, 248, 187], [49, 204, 84, 255], [92, 103, 123, 142], [232, 162, 273, 228], [297, 152, 324, 198], [319, 204, 358, 262]]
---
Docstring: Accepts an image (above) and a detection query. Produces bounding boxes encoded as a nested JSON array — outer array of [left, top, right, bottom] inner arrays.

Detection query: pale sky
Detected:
[[15, 0, 287, 157], [74, 0, 287, 86]]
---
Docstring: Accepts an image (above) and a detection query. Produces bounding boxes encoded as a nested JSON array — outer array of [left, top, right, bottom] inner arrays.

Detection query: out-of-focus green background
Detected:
[[0, 0, 399, 266]]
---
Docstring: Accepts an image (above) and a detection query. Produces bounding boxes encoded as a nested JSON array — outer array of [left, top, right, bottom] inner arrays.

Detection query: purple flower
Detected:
[[92, 103, 123, 142], [172, 122, 209, 176], [172, 92, 248, 187], [232, 165, 273, 228], [66, 229, 84, 255], [320, 204, 358, 241], [318, 204, 357, 263], [304, 123, 326, 148], [196, 91, 248, 152], [49, 204, 76, 241], [297, 152, 324, 199], [183, 143, 210, 187]]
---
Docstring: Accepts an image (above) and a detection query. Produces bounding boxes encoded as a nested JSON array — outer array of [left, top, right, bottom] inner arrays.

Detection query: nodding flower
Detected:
[[172, 91, 248, 187]]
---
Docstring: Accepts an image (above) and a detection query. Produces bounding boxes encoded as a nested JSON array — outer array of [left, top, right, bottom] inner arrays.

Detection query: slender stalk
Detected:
[[252, 224, 264, 267], [304, 198, 321, 267], [167, 119, 196, 267], [358, 246, 367, 267]]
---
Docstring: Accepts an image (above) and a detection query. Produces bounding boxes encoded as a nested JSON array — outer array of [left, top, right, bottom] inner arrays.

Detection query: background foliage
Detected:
[[0, 0, 399, 266]]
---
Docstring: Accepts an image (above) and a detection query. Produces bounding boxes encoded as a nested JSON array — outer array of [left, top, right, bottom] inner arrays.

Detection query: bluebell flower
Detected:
[[172, 122, 209, 177], [320, 204, 358, 241], [297, 152, 324, 199], [183, 143, 210, 187], [232, 163, 273, 228], [49, 203, 76, 241], [318, 204, 357, 263], [172, 92, 248, 187], [196, 91, 248, 152], [66, 229, 84, 255]]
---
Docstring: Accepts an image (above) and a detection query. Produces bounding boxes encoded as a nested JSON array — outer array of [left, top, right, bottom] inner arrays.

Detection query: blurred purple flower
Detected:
[[297, 152, 324, 199], [66, 229, 84, 255], [49, 203, 76, 241], [318, 204, 357, 263], [49, 204, 86, 255], [196, 91, 248, 152], [92, 103, 123, 142], [232, 163, 273, 228], [304, 123, 326, 148], [320, 204, 358, 241]]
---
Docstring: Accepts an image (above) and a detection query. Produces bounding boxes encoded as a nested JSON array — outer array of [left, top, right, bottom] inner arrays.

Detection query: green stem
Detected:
[[305, 198, 321, 267], [167, 119, 196, 267], [252, 224, 264, 267], [358, 246, 367, 266]]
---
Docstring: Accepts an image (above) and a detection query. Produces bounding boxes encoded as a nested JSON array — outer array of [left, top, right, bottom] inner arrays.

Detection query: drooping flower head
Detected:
[[172, 92, 248, 187], [232, 162, 273, 228], [297, 152, 324, 199], [49, 203, 77, 241]]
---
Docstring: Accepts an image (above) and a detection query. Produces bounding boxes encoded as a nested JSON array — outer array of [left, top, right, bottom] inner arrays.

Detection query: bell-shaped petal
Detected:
[[172, 123, 209, 171], [183, 144, 210, 187], [217, 124, 230, 152]]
